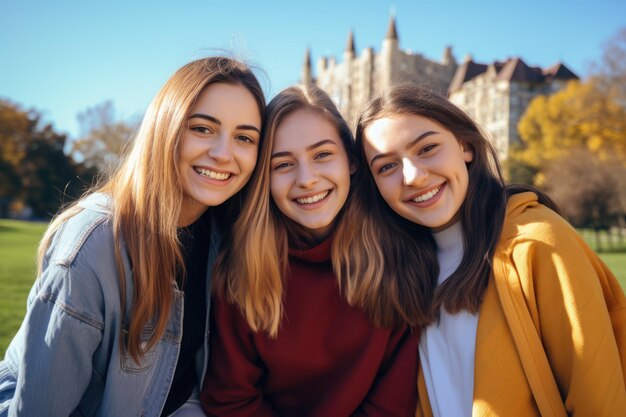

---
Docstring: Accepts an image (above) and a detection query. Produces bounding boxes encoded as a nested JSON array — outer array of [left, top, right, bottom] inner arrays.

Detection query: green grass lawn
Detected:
[[577, 228, 626, 289], [0, 219, 47, 357], [1, 220, 625, 358], [597, 252, 626, 288]]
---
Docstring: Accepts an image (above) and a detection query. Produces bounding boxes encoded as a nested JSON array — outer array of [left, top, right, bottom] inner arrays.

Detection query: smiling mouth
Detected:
[[410, 185, 442, 203], [295, 190, 330, 205], [195, 167, 232, 181]]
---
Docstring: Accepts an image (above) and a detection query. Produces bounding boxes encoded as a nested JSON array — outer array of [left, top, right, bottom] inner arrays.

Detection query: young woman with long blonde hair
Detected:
[[201, 84, 423, 416], [0, 56, 265, 417], [356, 84, 626, 416]]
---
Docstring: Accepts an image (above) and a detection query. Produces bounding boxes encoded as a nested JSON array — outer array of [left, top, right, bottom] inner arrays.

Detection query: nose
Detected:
[[296, 162, 319, 188], [208, 134, 233, 163], [402, 157, 428, 186]]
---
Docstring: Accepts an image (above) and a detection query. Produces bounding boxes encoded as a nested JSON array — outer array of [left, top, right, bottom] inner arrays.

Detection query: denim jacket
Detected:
[[0, 193, 222, 416]]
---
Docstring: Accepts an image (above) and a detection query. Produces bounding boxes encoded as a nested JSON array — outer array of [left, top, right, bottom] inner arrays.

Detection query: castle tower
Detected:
[[341, 30, 356, 119], [382, 14, 399, 52], [344, 30, 355, 61], [381, 14, 399, 87], [301, 47, 313, 85], [441, 45, 456, 66]]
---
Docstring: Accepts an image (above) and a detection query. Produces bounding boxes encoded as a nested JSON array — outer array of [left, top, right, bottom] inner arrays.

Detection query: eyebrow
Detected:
[[369, 130, 437, 167], [188, 113, 261, 134], [271, 139, 337, 159]]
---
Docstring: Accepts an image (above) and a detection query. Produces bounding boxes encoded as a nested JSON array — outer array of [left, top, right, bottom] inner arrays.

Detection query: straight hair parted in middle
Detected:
[[213, 84, 431, 335], [37, 57, 266, 362], [355, 84, 559, 319]]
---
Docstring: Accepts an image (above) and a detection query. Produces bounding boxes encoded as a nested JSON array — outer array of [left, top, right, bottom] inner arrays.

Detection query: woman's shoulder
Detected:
[[35, 194, 122, 321], [47, 193, 117, 269], [501, 191, 575, 248]]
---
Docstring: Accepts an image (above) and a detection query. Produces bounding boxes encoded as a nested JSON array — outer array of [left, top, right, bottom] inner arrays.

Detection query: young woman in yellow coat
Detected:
[[353, 84, 626, 416]]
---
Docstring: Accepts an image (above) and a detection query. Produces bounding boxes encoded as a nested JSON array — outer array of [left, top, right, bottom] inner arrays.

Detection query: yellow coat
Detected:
[[416, 192, 626, 417]]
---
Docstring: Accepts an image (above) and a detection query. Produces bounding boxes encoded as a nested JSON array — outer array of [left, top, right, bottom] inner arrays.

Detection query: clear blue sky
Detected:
[[1, 0, 624, 140]]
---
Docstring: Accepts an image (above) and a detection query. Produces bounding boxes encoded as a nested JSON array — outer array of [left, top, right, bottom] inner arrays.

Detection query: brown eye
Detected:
[[191, 126, 213, 135], [236, 134, 255, 144], [420, 144, 437, 155], [378, 162, 397, 173], [314, 151, 332, 159], [274, 161, 293, 170]]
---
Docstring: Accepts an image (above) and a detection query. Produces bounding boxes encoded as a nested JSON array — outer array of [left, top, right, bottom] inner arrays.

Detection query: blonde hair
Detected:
[[37, 57, 265, 362], [214, 84, 425, 336]]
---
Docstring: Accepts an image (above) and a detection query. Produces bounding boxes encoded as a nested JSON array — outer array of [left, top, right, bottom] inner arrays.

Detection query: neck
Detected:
[[431, 210, 462, 233], [178, 198, 208, 227], [288, 223, 335, 249]]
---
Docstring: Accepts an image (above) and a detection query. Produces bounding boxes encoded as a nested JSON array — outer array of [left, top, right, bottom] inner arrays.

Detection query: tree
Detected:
[[516, 79, 626, 171], [513, 27, 626, 237], [71, 101, 136, 172], [516, 27, 626, 175], [593, 27, 626, 107], [503, 142, 539, 185], [22, 124, 96, 217], [0, 100, 95, 218], [0, 101, 32, 217], [542, 148, 625, 251]]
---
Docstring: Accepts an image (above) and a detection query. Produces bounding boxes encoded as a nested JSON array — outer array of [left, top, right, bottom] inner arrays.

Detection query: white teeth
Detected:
[[195, 167, 231, 181], [412, 186, 441, 203], [296, 191, 329, 205]]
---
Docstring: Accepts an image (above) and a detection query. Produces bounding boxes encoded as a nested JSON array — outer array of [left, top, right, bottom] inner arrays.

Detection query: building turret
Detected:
[[301, 47, 313, 85], [385, 13, 398, 41], [381, 13, 399, 88], [382, 13, 399, 54], [344, 30, 356, 62], [441, 45, 456, 66]]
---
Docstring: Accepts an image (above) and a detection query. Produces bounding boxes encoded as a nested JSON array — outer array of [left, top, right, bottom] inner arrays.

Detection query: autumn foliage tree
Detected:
[[516, 79, 626, 170], [0, 101, 29, 215], [514, 28, 626, 232], [0, 100, 95, 218]]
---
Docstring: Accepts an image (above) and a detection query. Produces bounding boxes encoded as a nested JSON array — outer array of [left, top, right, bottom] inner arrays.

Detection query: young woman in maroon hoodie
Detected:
[[200, 85, 425, 417]]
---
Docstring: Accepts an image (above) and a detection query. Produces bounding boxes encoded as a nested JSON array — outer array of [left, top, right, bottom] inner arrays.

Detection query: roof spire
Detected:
[[303, 47, 311, 69], [386, 10, 398, 40], [345, 30, 355, 53], [301, 47, 313, 85]]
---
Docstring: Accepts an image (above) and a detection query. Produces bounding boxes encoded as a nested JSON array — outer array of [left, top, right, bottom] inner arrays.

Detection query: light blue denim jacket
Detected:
[[0, 193, 222, 416]]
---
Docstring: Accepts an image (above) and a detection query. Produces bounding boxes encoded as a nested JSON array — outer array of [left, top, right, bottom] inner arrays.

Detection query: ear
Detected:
[[461, 142, 474, 163]]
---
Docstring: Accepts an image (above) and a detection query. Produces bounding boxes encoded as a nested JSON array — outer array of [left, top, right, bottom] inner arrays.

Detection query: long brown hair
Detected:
[[38, 57, 265, 362], [355, 84, 558, 317], [214, 84, 431, 335], [333, 165, 439, 328]]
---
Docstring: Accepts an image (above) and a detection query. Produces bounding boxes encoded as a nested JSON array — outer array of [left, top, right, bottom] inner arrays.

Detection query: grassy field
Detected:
[[577, 229, 626, 289], [0, 219, 47, 357], [1, 220, 625, 358], [598, 252, 626, 287]]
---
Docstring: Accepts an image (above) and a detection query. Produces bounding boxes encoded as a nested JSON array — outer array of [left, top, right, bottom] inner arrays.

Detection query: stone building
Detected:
[[302, 16, 578, 161], [448, 57, 578, 160], [302, 15, 458, 125]]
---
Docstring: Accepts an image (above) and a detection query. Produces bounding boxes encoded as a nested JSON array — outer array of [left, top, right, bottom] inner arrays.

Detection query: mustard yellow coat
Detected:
[[417, 192, 626, 417]]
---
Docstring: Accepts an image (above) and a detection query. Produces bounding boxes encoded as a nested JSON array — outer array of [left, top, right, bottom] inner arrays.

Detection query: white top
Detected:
[[419, 221, 479, 417]]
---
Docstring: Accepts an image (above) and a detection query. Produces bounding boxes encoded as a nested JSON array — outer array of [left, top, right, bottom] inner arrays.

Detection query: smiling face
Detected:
[[178, 82, 262, 226], [270, 109, 352, 242], [362, 114, 473, 232]]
